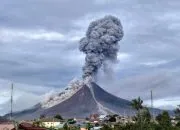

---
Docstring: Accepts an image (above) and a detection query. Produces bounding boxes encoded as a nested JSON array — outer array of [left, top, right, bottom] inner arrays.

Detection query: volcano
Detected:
[[4, 81, 161, 120]]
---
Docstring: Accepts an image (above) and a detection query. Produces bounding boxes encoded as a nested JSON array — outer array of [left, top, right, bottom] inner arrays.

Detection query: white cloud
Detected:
[[0, 28, 84, 43], [72, 12, 110, 29], [0, 78, 57, 115], [94, 0, 116, 5], [144, 97, 180, 110], [69, 36, 81, 42], [0, 29, 65, 42], [158, 12, 180, 21], [66, 29, 84, 42], [117, 53, 132, 62], [141, 60, 171, 67]]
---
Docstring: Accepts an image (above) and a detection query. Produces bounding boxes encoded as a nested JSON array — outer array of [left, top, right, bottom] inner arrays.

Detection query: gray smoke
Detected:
[[79, 15, 124, 80]]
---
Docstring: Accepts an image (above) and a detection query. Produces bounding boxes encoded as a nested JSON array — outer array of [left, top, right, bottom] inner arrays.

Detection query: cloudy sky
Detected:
[[0, 0, 180, 115]]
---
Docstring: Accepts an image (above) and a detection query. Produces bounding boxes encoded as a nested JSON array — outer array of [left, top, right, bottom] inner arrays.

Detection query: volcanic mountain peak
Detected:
[[83, 76, 94, 87], [4, 81, 163, 120], [41, 79, 84, 108]]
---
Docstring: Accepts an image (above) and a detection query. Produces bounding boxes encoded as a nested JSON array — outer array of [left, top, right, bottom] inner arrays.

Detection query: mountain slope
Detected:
[[91, 82, 133, 114], [5, 82, 157, 120], [43, 85, 99, 118]]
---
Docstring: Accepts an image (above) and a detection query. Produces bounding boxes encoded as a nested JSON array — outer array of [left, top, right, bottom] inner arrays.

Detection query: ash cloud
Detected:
[[79, 15, 124, 80]]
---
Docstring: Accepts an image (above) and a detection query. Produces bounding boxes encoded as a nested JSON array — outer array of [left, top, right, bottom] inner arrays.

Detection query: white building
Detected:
[[90, 126, 102, 130], [41, 118, 65, 129]]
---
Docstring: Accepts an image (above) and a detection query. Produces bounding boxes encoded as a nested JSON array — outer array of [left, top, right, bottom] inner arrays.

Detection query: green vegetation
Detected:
[[100, 121, 180, 130], [63, 123, 69, 130], [86, 122, 93, 130], [131, 96, 143, 111], [156, 111, 171, 129], [54, 114, 63, 120], [108, 115, 116, 122], [175, 105, 180, 121], [67, 118, 76, 124], [40, 114, 46, 119], [33, 100, 180, 130], [101, 99, 180, 130], [33, 120, 45, 127]]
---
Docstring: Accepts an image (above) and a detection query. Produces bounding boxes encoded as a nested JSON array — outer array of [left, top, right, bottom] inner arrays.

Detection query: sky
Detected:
[[0, 0, 180, 115]]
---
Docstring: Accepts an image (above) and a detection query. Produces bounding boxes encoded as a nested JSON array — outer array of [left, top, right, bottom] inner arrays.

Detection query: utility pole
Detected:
[[10, 83, 18, 130], [151, 90, 154, 120], [10, 83, 13, 121]]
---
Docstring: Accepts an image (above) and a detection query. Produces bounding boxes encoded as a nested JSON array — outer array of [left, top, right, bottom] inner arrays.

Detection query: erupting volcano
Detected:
[[5, 16, 162, 120], [6, 80, 134, 120]]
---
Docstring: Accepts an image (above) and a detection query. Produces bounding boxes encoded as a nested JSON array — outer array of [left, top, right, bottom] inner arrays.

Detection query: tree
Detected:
[[63, 123, 69, 130], [131, 97, 143, 111], [131, 97, 144, 121], [54, 114, 63, 120], [109, 116, 116, 122], [131, 97, 144, 130], [67, 118, 76, 124], [33, 120, 44, 127], [86, 123, 93, 130], [85, 117, 89, 121], [174, 105, 180, 120], [139, 107, 151, 123], [176, 121, 180, 127], [40, 114, 46, 119], [95, 123, 100, 127], [156, 111, 171, 129], [113, 114, 119, 117], [101, 124, 112, 130]]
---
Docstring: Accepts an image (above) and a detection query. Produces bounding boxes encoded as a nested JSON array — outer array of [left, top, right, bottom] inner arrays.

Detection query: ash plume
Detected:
[[79, 15, 124, 81]]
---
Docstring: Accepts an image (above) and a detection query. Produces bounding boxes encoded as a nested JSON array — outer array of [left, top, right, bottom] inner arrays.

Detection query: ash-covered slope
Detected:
[[4, 82, 135, 120], [91, 82, 133, 114], [43, 85, 99, 118]]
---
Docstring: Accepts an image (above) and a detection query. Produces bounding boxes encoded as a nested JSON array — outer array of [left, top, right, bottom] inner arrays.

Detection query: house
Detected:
[[11, 122, 46, 130], [89, 114, 99, 123], [0, 122, 14, 130], [90, 126, 102, 130], [80, 124, 88, 130], [75, 119, 87, 127], [80, 128, 88, 130], [40, 117, 65, 129], [116, 116, 134, 124], [171, 116, 178, 126], [98, 115, 107, 121]]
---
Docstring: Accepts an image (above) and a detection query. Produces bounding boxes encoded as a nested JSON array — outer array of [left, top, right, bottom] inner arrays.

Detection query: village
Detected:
[[0, 113, 134, 130], [1, 96, 180, 130], [1, 106, 180, 130]]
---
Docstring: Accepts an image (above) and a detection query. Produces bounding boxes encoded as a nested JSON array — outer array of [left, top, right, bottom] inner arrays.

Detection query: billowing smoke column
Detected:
[[79, 15, 124, 82]]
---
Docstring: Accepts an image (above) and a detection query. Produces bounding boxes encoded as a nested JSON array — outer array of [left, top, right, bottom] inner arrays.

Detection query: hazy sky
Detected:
[[0, 0, 180, 115]]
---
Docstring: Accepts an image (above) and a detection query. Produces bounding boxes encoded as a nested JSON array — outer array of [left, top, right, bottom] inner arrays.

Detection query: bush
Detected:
[[156, 111, 172, 129], [67, 119, 76, 124], [176, 122, 180, 127], [109, 116, 116, 122], [54, 114, 63, 120]]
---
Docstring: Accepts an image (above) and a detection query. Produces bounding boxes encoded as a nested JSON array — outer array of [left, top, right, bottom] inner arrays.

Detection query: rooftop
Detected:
[[40, 117, 64, 122]]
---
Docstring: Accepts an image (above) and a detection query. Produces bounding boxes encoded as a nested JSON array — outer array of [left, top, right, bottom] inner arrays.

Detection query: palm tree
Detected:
[[131, 97, 143, 111], [174, 105, 180, 120], [131, 96, 144, 130]]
